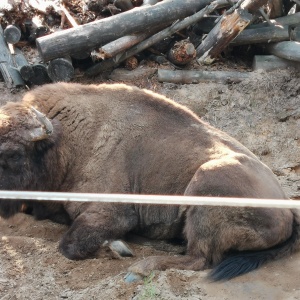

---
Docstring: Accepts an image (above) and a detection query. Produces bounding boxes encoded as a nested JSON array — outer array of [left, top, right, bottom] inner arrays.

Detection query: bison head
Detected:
[[0, 103, 56, 213], [0, 102, 56, 191]]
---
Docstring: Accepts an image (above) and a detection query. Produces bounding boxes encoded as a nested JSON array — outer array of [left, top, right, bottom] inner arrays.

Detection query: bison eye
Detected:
[[7, 152, 22, 161], [10, 153, 21, 160]]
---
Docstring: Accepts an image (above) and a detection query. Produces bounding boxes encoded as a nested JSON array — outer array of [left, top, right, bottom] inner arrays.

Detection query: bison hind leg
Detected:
[[126, 255, 206, 282]]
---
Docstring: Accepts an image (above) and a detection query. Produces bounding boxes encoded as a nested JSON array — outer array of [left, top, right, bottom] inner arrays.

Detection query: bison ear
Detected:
[[29, 107, 54, 141]]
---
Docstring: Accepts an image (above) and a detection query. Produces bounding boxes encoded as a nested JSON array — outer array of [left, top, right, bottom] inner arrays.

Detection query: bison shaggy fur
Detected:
[[0, 82, 299, 280]]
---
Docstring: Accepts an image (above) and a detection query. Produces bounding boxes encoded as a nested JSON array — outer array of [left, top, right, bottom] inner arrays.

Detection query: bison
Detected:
[[0, 82, 299, 281]]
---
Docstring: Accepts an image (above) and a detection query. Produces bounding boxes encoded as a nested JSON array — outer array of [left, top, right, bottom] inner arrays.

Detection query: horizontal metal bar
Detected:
[[0, 191, 298, 209]]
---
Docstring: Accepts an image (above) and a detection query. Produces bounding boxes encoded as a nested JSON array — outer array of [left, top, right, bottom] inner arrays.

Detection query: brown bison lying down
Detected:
[[0, 82, 299, 281]]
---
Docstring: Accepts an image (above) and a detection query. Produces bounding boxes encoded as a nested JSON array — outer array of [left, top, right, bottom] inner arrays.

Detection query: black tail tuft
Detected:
[[209, 214, 300, 281], [208, 251, 272, 281]]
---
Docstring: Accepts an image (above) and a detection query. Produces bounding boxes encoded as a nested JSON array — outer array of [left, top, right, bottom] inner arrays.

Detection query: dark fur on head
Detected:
[[0, 103, 68, 223]]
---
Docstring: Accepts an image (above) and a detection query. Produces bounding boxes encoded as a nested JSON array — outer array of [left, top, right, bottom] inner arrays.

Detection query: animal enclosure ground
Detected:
[[0, 69, 299, 299]]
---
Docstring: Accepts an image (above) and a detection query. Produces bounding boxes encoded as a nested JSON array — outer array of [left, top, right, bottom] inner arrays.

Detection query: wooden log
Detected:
[[131, 0, 143, 6], [245, 0, 269, 12], [98, 33, 150, 59], [36, 0, 214, 62], [157, 69, 250, 84], [194, 12, 300, 33], [167, 39, 196, 66], [86, 0, 110, 12], [108, 67, 157, 81], [3, 25, 21, 44], [29, 64, 52, 85], [114, 0, 134, 11], [231, 25, 290, 45], [58, 3, 91, 60], [252, 55, 300, 71], [250, 12, 300, 28], [70, 51, 91, 60], [268, 0, 284, 18], [291, 26, 300, 41], [196, 9, 252, 63], [265, 41, 300, 62], [150, 36, 174, 54], [18, 65, 34, 82], [193, 16, 219, 34], [0, 26, 24, 88], [47, 57, 74, 82], [12, 48, 35, 81], [148, 54, 169, 64], [86, 0, 228, 76], [141, 0, 160, 5], [196, 0, 269, 64]]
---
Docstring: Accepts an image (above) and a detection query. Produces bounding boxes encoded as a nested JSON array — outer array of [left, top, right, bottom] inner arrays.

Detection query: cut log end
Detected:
[[30, 64, 52, 86], [47, 57, 75, 82], [167, 40, 196, 66], [19, 65, 34, 81], [4, 25, 21, 44], [124, 56, 139, 70]]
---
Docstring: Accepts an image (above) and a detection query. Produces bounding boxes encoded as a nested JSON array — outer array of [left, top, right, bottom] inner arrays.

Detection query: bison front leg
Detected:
[[59, 203, 138, 260]]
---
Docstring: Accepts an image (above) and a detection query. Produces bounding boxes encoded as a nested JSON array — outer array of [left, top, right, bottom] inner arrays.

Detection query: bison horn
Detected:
[[30, 107, 53, 141]]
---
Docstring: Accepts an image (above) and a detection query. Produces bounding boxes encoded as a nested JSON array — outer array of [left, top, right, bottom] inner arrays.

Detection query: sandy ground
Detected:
[[0, 68, 299, 299]]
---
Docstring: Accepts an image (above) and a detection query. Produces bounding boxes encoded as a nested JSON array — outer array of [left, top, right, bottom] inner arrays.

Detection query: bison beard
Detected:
[[0, 82, 299, 281]]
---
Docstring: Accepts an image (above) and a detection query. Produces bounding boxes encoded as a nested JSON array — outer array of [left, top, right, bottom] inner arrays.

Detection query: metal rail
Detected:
[[0, 191, 299, 209]]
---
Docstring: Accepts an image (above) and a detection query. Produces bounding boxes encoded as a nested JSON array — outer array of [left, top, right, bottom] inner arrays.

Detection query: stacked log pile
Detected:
[[0, 0, 299, 88]]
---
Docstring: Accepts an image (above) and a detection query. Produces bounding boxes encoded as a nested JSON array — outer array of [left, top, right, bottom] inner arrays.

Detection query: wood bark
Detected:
[[36, 0, 213, 62], [231, 25, 290, 45], [141, 0, 161, 5], [60, 4, 90, 60], [196, 0, 269, 63], [265, 41, 300, 62], [157, 69, 250, 84], [193, 16, 219, 34], [250, 12, 300, 28], [291, 26, 300, 42], [252, 55, 300, 71], [108, 67, 157, 81], [195, 12, 300, 33], [197, 8, 252, 63], [98, 33, 150, 59], [268, 0, 284, 18]]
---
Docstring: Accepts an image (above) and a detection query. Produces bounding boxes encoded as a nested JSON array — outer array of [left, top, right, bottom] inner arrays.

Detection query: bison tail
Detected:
[[209, 210, 300, 281]]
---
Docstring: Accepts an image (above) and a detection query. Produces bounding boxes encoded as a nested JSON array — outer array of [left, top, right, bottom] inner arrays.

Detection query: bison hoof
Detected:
[[124, 272, 144, 283], [104, 240, 135, 258]]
